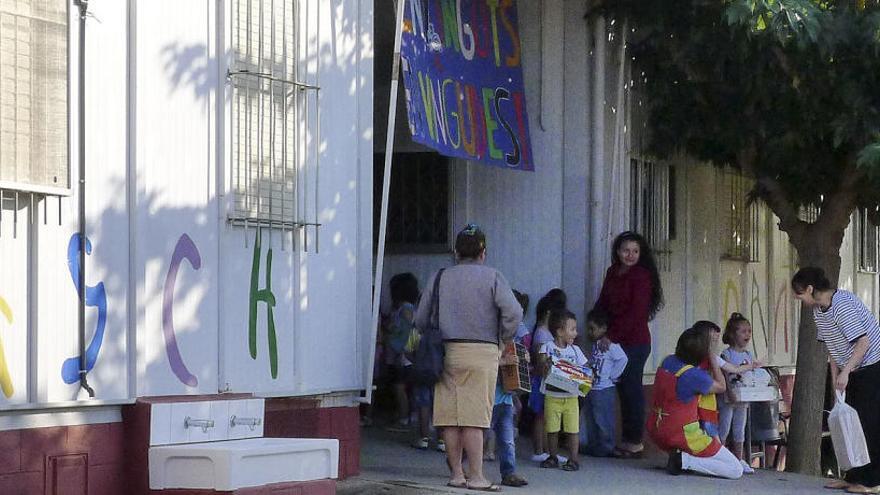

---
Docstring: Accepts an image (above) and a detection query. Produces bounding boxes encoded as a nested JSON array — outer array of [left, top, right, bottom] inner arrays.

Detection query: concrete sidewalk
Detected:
[[340, 425, 831, 494]]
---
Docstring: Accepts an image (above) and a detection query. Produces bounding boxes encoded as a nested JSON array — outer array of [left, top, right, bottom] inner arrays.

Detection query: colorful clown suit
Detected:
[[647, 356, 721, 458], [696, 358, 719, 437]]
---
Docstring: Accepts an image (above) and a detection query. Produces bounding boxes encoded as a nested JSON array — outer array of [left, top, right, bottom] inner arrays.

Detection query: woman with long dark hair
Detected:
[[594, 231, 664, 458]]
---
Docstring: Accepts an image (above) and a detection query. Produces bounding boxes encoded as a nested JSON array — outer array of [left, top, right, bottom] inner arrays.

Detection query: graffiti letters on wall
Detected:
[[162, 234, 202, 387], [61, 234, 108, 384], [249, 229, 278, 379], [400, 0, 533, 170], [0, 297, 13, 397]]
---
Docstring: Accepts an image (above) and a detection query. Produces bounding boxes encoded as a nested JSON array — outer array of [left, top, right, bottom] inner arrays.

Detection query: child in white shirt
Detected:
[[582, 308, 628, 457], [538, 308, 588, 471]]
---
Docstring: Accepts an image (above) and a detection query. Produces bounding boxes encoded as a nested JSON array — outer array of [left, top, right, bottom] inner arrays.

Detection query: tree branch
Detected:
[[737, 145, 807, 244], [818, 156, 863, 232]]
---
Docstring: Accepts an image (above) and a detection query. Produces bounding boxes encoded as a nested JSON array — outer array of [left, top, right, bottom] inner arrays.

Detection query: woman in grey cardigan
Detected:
[[416, 224, 522, 492]]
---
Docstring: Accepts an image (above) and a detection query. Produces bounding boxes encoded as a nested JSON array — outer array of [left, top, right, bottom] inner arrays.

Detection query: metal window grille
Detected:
[[630, 157, 674, 272], [719, 167, 760, 262], [798, 204, 820, 223], [374, 153, 450, 254], [858, 208, 878, 273], [228, 0, 321, 249], [0, 0, 68, 193]]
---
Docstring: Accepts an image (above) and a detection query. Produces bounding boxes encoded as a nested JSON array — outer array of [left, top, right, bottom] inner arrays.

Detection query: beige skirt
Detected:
[[433, 342, 501, 428]]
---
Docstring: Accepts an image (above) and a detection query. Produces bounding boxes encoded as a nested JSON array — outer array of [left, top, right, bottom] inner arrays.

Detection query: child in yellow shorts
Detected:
[[538, 308, 588, 471]]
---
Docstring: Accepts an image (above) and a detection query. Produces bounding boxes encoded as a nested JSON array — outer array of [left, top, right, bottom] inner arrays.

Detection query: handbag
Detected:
[[411, 269, 445, 386], [828, 391, 871, 470]]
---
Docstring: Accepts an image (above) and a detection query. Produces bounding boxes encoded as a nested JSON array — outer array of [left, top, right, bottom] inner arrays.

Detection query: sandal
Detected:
[[613, 446, 644, 459], [846, 485, 880, 494], [562, 459, 580, 471], [826, 479, 851, 490], [466, 482, 502, 492], [447, 480, 468, 489], [501, 473, 528, 487], [540, 455, 559, 468]]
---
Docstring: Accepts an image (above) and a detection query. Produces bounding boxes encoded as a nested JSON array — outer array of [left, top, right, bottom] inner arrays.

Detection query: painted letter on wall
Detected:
[[61, 234, 108, 384], [249, 229, 278, 378], [0, 297, 14, 398], [162, 234, 201, 387]]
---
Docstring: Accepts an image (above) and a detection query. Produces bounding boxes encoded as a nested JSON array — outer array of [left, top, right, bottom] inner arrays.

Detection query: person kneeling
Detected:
[[647, 326, 743, 480]]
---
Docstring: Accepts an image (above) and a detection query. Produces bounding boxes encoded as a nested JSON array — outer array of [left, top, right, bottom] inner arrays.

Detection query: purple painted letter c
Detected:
[[162, 234, 201, 387]]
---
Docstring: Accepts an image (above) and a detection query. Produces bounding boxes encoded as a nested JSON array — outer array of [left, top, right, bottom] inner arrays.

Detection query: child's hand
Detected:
[[598, 336, 611, 352], [500, 351, 519, 367], [751, 361, 763, 370]]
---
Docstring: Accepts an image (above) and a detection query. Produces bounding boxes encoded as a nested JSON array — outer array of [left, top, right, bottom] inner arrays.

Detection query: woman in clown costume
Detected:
[[647, 326, 743, 479]]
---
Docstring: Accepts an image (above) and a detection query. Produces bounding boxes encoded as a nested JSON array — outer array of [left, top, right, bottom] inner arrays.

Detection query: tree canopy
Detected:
[[601, 0, 880, 255]]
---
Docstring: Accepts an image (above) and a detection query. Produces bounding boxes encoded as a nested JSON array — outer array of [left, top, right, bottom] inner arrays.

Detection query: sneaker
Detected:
[[530, 453, 550, 463], [666, 450, 683, 476], [740, 459, 755, 474], [411, 437, 429, 450], [436, 440, 446, 453], [557, 454, 568, 464]]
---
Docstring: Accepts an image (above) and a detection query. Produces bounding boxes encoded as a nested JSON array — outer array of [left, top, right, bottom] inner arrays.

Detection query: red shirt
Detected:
[[596, 264, 653, 346]]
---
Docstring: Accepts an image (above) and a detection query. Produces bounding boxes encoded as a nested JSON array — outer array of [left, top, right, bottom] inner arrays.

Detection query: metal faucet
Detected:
[[184, 416, 215, 433], [230, 415, 262, 431]]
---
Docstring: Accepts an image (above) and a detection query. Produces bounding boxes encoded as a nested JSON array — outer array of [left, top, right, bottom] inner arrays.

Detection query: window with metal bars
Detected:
[[857, 208, 879, 273], [374, 153, 451, 254], [630, 158, 675, 272], [718, 167, 760, 262], [228, 0, 319, 236], [0, 0, 68, 194]]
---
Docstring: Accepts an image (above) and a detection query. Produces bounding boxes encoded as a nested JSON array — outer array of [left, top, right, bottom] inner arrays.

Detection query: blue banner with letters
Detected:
[[400, 0, 534, 171]]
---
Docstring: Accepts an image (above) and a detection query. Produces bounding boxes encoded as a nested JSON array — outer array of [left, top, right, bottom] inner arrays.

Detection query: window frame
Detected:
[[629, 156, 675, 272], [0, 0, 72, 197], [374, 152, 453, 256], [857, 207, 879, 274], [718, 167, 760, 263]]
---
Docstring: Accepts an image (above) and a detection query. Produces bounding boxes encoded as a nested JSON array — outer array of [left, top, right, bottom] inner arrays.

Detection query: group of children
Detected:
[[375, 274, 766, 485]]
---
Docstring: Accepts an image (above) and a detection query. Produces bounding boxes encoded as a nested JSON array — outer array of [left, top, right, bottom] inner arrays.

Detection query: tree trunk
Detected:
[[785, 243, 842, 475]]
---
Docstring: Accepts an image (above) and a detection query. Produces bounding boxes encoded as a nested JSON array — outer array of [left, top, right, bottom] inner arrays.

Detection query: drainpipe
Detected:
[[588, 13, 607, 306], [360, 0, 406, 405], [74, 0, 95, 398]]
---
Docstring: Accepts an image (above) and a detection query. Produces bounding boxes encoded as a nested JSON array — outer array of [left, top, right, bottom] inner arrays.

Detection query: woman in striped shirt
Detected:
[[792, 267, 880, 494]]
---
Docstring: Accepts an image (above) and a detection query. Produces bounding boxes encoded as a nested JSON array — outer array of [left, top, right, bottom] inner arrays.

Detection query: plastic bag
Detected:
[[828, 391, 870, 470]]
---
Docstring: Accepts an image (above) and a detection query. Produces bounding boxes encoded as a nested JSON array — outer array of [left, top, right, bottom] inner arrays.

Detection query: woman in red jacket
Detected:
[[595, 231, 664, 458]]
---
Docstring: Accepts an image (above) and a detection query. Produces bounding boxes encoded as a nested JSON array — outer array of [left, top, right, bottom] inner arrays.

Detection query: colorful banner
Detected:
[[400, 0, 534, 171]]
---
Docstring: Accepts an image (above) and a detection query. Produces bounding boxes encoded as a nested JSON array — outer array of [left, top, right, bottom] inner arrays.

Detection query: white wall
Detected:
[[0, 0, 373, 411]]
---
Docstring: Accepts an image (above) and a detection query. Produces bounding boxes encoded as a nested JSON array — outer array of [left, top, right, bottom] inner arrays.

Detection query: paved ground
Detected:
[[339, 425, 832, 494]]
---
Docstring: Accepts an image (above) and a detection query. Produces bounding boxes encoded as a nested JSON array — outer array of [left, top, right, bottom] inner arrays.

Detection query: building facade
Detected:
[[0, 1, 373, 493]]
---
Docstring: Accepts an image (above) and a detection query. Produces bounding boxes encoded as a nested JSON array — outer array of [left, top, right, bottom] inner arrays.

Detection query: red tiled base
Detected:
[[263, 402, 360, 479], [149, 478, 335, 495]]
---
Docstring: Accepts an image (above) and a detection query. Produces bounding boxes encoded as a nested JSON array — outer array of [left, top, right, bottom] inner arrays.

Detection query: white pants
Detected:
[[682, 446, 744, 479]]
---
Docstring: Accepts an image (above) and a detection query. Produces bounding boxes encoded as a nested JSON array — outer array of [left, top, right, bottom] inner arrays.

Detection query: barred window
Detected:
[[0, 0, 68, 193], [229, 0, 319, 233], [857, 208, 878, 273], [630, 158, 675, 271], [719, 167, 759, 262], [374, 153, 451, 254]]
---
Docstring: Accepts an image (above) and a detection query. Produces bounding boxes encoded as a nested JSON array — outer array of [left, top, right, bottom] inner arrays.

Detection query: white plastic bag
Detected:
[[828, 391, 870, 470]]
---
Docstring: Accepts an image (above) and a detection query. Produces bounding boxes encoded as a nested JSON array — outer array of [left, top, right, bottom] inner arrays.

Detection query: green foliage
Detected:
[[601, 0, 880, 213]]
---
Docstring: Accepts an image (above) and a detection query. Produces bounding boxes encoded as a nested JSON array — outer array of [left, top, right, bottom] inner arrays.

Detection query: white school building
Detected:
[[0, 1, 877, 493]]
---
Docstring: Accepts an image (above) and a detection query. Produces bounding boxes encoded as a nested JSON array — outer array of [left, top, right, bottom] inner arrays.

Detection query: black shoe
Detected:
[[666, 450, 683, 476]]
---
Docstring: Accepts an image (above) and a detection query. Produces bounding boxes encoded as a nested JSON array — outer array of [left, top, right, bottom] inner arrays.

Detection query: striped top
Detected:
[[814, 289, 880, 369]]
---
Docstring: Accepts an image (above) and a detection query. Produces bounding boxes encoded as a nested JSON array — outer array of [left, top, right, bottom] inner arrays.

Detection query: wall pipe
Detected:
[[588, 13, 607, 306], [74, 0, 95, 398], [359, 0, 406, 405]]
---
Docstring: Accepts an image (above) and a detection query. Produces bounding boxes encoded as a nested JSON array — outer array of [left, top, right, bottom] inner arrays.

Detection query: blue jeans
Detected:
[[617, 344, 651, 445], [583, 387, 616, 456], [491, 404, 516, 477]]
